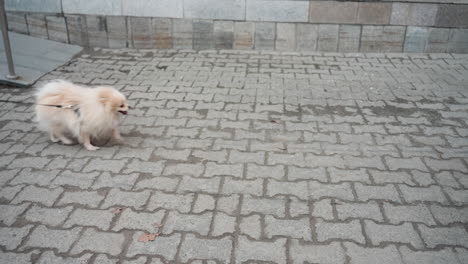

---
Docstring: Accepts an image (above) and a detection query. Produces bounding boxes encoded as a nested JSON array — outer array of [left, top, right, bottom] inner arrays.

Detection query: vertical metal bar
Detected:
[[0, 0, 19, 79]]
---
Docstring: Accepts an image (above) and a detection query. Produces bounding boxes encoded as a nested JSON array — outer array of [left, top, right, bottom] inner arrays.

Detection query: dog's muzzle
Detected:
[[118, 110, 128, 115]]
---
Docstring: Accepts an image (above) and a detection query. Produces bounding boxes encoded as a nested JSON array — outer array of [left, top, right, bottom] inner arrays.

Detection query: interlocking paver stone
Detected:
[[217, 194, 240, 215], [267, 179, 308, 199], [113, 208, 165, 232], [0, 185, 24, 201], [239, 214, 262, 239], [455, 248, 468, 264], [400, 246, 460, 264], [365, 220, 424, 249], [399, 185, 448, 204], [312, 199, 334, 220], [289, 197, 309, 217], [92, 254, 118, 264], [329, 168, 370, 183], [336, 201, 384, 222], [178, 176, 220, 194], [247, 164, 285, 180], [235, 236, 287, 264], [418, 225, 468, 248], [1, 48, 467, 263], [23, 225, 82, 253], [12, 185, 63, 206], [264, 216, 312, 240], [57, 190, 105, 207], [64, 208, 114, 230], [124, 159, 165, 174], [0, 203, 29, 225], [24, 205, 73, 226], [147, 191, 194, 213], [179, 234, 232, 263], [9, 168, 59, 186], [316, 218, 365, 244], [212, 212, 236, 236], [288, 166, 327, 182], [71, 228, 125, 256], [369, 170, 415, 185], [383, 203, 436, 225], [92, 172, 139, 190], [0, 251, 37, 264], [126, 232, 181, 260], [8, 156, 50, 169], [163, 163, 204, 177], [35, 251, 92, 264], [193, 193, 216, 213], [309, 181, 354, 201], [345, 243, 404, 264], [429, 205, 468, 225], [355, 183, 401, 202], [135, 175, 179, 192], [101, 189, 151, 210], [290, 240, 345, 264], [162, 211, 212, 235], [0, 225, 32, 250], [204, 162, 243, 178], [51, 170, 99, 188], [83, 158, 127, 173], [241, 195, 286, 217]]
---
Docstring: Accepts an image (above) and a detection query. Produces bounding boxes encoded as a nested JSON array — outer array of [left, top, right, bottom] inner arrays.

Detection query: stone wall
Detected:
[[5, 0, 468, 53]]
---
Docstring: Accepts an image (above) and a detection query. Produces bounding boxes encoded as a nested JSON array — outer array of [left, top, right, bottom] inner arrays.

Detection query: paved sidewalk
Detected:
[[0, 49, 467, 264]]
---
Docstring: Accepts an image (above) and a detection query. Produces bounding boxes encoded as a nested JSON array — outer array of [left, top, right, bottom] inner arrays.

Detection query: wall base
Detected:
[[7, 12, 468, 53]]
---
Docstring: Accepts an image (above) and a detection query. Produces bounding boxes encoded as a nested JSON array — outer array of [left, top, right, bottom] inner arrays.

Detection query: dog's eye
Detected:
[[120, 104, 124, 108]]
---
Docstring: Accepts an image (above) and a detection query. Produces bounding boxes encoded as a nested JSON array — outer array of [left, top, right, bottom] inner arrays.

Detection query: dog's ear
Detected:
[[96, 87, 113, 105], [99, 97, 108, 103], [98, 96, 109, 106]]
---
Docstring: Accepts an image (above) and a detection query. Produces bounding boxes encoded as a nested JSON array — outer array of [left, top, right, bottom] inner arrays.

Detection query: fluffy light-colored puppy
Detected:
[[35, 80, 128, 151]]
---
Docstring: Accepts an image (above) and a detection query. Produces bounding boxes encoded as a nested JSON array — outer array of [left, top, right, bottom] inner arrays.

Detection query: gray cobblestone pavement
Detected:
[[0, 49, 468, 263]]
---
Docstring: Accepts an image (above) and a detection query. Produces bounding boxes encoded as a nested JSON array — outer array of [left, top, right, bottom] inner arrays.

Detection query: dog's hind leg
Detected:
[[79, 131, 99, 151], [49, 132, 60, 143], [51, 125, 73, 145], [57, 132, 74, 145]]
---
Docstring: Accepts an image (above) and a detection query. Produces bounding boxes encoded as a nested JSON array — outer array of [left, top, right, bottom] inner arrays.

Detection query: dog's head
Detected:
[[96, 86, 129, 116]]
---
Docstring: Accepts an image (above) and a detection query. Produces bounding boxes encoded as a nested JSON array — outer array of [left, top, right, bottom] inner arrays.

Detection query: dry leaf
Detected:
[[111, 207, 124, 214], [138, 233, 159, 242]]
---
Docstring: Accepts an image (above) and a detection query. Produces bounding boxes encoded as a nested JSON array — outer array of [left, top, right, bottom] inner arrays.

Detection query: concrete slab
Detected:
[[0, 32, 82, 87]]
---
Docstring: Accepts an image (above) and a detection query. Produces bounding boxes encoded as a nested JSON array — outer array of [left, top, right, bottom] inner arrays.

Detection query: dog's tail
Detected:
[[35, 79, 74, 100]]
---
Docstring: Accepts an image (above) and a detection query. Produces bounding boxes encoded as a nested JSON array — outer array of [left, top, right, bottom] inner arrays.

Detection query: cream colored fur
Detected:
[[35, 80, 128, 151]]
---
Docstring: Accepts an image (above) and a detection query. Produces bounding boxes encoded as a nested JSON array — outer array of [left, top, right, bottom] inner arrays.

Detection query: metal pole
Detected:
[[0, 0, 19, 79]]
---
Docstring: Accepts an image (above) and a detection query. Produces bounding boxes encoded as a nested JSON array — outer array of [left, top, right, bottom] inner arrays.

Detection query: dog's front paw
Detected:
[[84, 144, 100, 151], [112, 129, 124, 145]]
